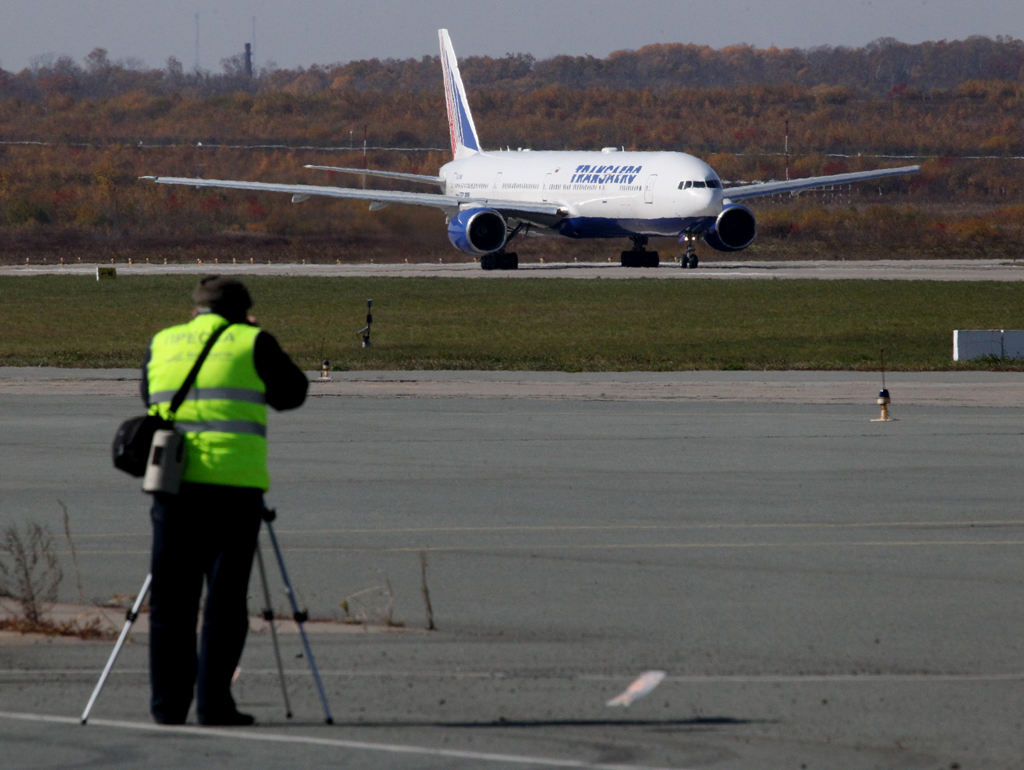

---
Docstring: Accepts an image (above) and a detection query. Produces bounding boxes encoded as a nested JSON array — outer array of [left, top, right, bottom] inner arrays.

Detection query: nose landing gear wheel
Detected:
[[680, 234, 699, 268]]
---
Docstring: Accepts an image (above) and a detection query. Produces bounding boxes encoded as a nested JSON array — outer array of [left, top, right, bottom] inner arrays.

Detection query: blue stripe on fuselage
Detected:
[[556, 216, 716, 239]]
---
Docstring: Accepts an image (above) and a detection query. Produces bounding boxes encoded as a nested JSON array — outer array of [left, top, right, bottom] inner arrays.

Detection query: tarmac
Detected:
[[2, 368, 1024, 768], [4, 257, 1024, 280]]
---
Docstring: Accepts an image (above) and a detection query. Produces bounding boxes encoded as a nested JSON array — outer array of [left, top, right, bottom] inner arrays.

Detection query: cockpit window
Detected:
[[679, 180, 719, 190]]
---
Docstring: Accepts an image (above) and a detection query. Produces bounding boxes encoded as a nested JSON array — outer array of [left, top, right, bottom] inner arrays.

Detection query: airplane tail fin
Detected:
[[439, 29, 482, 160]]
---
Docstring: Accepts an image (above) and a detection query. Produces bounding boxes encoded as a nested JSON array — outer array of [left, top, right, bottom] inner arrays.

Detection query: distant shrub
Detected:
[[6, 199, 51, 225]]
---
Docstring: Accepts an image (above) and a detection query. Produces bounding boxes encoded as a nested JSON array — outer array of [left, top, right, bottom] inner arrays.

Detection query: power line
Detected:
[[0, 139, 1020, 161]]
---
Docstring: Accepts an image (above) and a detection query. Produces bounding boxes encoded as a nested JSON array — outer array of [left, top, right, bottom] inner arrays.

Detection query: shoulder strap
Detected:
[[168, 324, 231, 415]]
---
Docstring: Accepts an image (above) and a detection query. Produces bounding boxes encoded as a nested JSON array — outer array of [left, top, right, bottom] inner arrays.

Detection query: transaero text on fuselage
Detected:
[[570, 165, 643, 185]]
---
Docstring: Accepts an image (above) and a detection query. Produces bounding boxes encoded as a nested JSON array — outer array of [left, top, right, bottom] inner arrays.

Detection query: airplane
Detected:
[[144, 30, 920, 271]]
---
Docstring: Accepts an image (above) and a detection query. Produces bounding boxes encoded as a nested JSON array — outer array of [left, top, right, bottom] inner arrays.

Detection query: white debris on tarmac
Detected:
[[606, 670, 667, 707]]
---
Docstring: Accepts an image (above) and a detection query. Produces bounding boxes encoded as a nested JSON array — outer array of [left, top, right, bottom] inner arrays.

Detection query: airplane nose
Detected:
[[684, 189, 719, 217]]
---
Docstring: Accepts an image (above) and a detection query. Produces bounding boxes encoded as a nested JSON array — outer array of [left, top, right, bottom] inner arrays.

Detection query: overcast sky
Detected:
[[1, 0, 1021, 73]]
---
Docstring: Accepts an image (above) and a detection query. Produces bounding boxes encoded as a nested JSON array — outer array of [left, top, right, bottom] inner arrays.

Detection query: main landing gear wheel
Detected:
[[480, 252, 518, 270], [620, 236, 659, 268], [620, 251, 660, 268]]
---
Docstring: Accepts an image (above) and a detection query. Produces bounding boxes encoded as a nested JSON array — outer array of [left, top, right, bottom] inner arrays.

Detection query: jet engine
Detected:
[[703, 203, 757, 252], [447, 208, 507, 255]]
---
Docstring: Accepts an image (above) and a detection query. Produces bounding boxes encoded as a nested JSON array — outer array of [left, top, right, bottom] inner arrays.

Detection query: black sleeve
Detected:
[[254, 331, 309, 411], [140, 345, 152, 407]]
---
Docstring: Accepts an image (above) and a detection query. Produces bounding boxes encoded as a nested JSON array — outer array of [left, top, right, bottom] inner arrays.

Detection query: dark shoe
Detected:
[[199, 710, 255, 726]]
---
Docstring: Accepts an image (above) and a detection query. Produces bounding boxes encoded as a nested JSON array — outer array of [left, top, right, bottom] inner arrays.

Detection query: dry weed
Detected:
[[0, 521, 62, 626]]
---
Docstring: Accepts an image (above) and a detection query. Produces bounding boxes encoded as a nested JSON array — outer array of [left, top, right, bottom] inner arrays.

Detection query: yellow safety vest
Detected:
[[146, 312, 269, 490]]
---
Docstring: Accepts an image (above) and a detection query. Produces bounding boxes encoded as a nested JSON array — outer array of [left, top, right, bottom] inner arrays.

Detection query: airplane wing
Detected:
[[141, 176, 566, 218], [723, 165, 920, 201], [143, 176, 460, 209], [304, 165, 445, 187]]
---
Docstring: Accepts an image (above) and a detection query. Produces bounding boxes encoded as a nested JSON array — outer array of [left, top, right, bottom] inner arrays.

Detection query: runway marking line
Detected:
[[58, 538, 1024, 557], [3, 669, 1022, 684], [0, 710, 684, 770], [272, 519, 1024, 535], [59, 520, 1024, 534], [283, 538, 1024, 554], [56, 519, 1024, 544]]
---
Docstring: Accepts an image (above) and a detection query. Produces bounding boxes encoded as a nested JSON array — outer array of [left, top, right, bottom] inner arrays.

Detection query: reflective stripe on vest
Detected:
[[146, 313, 269, 490], [175, 420, 267, 437], [149, 387, 268, 405]]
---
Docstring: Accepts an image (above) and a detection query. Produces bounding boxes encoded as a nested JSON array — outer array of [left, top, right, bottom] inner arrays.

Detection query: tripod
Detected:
[[81, 509, 333, 725]]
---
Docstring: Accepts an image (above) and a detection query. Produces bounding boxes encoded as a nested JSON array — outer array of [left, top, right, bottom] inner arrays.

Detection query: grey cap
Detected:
[[191, 276, 252, 320]]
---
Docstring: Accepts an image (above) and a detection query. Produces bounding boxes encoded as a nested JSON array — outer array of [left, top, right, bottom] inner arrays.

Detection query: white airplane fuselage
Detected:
[[441, 150, 723, 239]]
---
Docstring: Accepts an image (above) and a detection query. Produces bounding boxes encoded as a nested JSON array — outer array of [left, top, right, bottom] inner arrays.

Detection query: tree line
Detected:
[[3, 78, 1024, 159], [5, 35, 1024, 102]]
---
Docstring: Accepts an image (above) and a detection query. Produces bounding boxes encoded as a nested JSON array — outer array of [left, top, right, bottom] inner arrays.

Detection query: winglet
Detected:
[[439, 29, 481, 160]]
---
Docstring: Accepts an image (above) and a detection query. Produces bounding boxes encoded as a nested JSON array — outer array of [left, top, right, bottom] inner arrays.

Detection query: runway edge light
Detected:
[[317, 335, 330, 380], [871, 347, 894, 422], [357, 299, 373, 348]]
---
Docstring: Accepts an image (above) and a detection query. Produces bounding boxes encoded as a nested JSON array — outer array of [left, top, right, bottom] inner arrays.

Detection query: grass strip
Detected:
[[2, 275, 1023, 371]]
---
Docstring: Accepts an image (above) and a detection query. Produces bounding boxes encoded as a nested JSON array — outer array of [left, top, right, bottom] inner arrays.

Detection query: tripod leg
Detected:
[[81, 573, 152, 724], [263, 520, 334, 725], [255, 540, 292, 719]]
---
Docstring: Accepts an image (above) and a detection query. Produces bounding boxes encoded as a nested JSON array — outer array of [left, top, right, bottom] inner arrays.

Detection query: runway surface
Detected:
[[4, 258, 1024, 280], [2, 370, 1023, 768], [3, 368, 1024, 407]]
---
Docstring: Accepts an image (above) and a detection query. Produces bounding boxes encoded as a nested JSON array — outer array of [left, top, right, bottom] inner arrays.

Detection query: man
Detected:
[[141, 276, 308, 726]]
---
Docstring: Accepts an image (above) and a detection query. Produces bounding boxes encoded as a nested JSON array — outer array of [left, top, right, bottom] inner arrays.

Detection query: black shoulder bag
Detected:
[[112, 325, 231, 477]]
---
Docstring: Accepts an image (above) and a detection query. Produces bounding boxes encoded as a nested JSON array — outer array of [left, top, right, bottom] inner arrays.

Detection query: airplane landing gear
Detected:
[[479, 224, 523, 270], [680, 234, 699, 269], [480, 251, 518, 270], [621, 236, 659, 268]]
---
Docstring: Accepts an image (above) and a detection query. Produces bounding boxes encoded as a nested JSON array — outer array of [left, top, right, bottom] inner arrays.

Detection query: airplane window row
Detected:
[[678, 180, 722, 189]]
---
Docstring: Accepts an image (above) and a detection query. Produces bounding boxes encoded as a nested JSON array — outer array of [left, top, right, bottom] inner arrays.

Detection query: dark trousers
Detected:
[[149, 483, 263, 724]]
